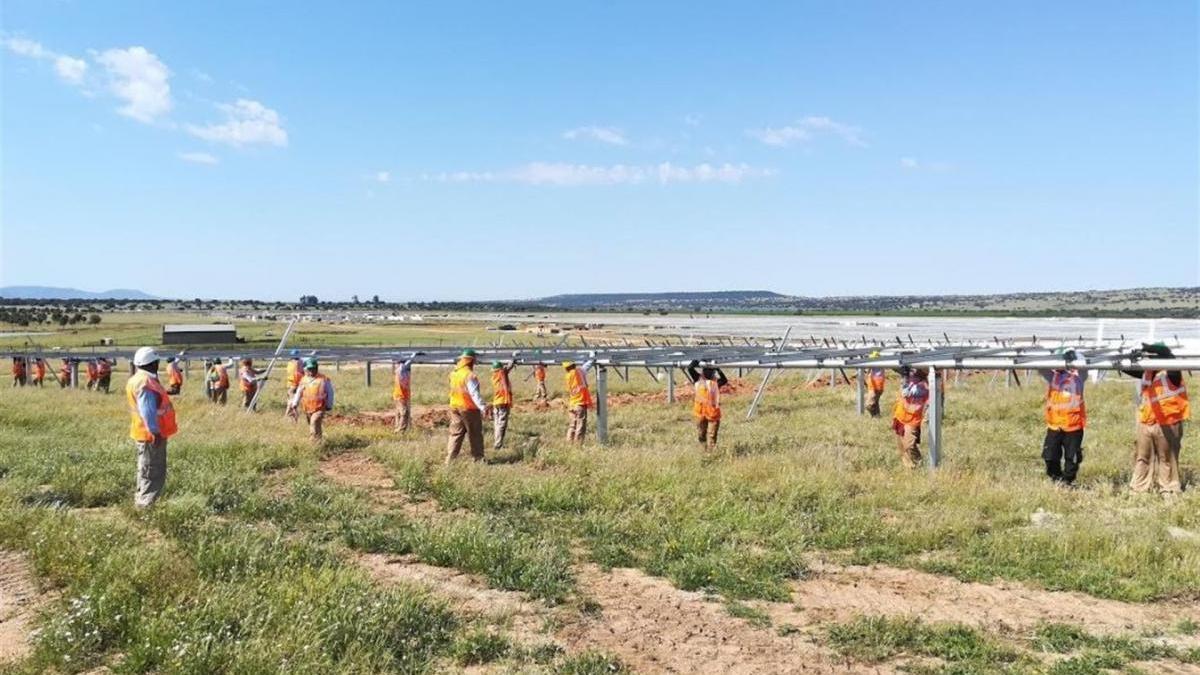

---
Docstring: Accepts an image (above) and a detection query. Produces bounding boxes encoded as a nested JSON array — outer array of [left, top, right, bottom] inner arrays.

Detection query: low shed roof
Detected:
[[163, 324, 237, 333]]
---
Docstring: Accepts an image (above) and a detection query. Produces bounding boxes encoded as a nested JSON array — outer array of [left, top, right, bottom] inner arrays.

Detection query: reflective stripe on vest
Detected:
[[492, 370, 512, 406], [448, 365, 478, 410], [299, 375, 329, 414], [566, 368, 592, 408], [1139, 371, 1190, 426], [1044, 371, 1086, 431], [892, 381, 929, 426], [125, 370, 178, 442], [692, 378, 721, 421], [868, 368, 886, 392]]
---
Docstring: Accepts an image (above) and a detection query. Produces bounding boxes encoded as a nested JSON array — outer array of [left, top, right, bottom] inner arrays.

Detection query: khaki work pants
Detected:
[[696, 417, 720, 450], [11, 375, 25, 387], [447, 408, 484, 462], [895, 422, 922, 469], [493, 405, 511, 449], [567, 406, 588, 443], [866, 388, 883, 418], [1132, 422, 1184, 494], [212, 387, 228, 405], [306, 410, 325, 442], [135, 438, 168, 508], [394, 398, 411, 432], [97, 375, 111, 393], [535, 381, 548, 400], [241, 387, 256, 409]]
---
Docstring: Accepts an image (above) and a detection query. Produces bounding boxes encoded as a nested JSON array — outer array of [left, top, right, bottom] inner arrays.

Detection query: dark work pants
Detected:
[[1042, 428, 1083, 484]]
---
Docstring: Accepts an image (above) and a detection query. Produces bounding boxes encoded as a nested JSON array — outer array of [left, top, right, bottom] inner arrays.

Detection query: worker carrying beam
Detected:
[[125, 347, 177, 509], [10, 357, 26, 387], [392, 353, 416, 432], [95, 358, 113, 393], [684, 360, 727, 451], [208, 358, 230, 405], [58, 358, 72, 388], [491, 359, 517, 449], [892, 366, 930, 469], [1039, 350, 1087, 485], [447, 349, 488, 463], [165, 357, 184, 395], [1124, 343, 1189, 494], [285, 350, 304, 405], [31, 358, 46, 387], [562, 354, 596, 444], [85, 358, 99, 390], [534, 363, 548, 402], [288, 357, 334, 442], [865, 352, 886, 418], [238, 358, 267, 409]]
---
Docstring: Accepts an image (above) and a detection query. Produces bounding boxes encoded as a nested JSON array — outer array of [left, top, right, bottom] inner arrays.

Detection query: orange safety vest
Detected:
[[33, 360, 46, 379], [86, 361, 98, 380], [392, 364, 411, 402], [867, 368, 886, 393], [210, 364, 229, 389], [97, 360, 112, 377], [534, 364, 546, 382], [692, 378, 721, 421], [892, 380, 929, 427], [239, 366, 257, 393], [12, 361, 25, 377], [125, 370, 178, 442], [59, 363, 71, 381], [299, 374, 330, 414], [287, 359, 303, 388], [565, 367, 593, 409], [492, 369, 513, 407], [167, 362, 184, 387], [1044, 370, 1086, 432], [448, 362, 480, 411], [1139, 371, 1190, 426]]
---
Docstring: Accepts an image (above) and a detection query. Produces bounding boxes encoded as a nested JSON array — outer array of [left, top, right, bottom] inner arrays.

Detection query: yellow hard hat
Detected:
[[869, 350, 880, 358], [561, 360, 575, 369]]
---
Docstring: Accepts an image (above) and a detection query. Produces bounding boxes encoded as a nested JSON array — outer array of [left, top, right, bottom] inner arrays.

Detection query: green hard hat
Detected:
[[303, 357, 319, 369], [491, 360, 502, 369], [460, 348, 477, 358]]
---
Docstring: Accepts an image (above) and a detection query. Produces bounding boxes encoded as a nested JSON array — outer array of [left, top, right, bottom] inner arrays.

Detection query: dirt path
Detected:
[[321, 451, 876, 673], [0, 551, 42, 665], [771, 558, 1200, 646]]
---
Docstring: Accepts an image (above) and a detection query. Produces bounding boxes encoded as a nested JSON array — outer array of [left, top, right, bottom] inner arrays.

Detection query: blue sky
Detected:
[[1, 1, 1196, 301]]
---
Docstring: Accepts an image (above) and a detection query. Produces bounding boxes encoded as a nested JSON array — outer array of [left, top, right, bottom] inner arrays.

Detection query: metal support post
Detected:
[[365, 361, 372, 387], [855, 368, 865, 415], [747, 326, 792, 420], [666, 367, 675, 403], [70, 361, 79, 388], [928, 366, 942, 470], [829, 368, 836, 388], [1005, 370, 1012, 388], [596, 366, 609, 444]]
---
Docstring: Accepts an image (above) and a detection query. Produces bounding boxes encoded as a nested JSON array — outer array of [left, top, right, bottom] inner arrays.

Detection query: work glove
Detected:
[[688, 359, 700, 369], [1128, 348, 1143, 361], [1063, 349, 1077, 362], [899, 365, 912, 378]]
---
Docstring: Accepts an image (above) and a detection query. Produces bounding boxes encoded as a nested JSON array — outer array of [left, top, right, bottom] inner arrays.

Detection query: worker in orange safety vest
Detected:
[[165, 357, 184, 395], [392, 353, 417, 432], [1039, 349, 1087, 485], [208, 358, 230, 405], [288, 357, 335, 442], [684, 360, 728, 451], [490, 359, 517, 449], [125, 347, 178, 508], [562, 354, 596, 444], [446, 349, 488, 463], [891, 366, 930, 469], [1124, 343, 1190, 494], [865, 351, 886, 418]]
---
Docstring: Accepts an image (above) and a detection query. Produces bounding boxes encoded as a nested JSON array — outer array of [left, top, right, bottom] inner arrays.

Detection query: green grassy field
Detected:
[[1, 318, 1198, 673]]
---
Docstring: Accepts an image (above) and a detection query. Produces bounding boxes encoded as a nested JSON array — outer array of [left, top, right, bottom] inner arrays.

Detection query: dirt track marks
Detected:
[[0, 550, 43, 665]]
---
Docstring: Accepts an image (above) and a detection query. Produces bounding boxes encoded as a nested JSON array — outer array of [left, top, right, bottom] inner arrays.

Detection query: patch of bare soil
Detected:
[[0, 551, 44, 665], [760, 558, 1200, 648], [564, 564, 882, 674], [322, 452, 879, 673], [317, 451, 440, 518]]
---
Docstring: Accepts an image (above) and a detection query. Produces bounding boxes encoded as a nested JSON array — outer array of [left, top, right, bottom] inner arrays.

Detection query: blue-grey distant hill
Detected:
[[0, 286, 158, 300], [536, 290, 787, 309]]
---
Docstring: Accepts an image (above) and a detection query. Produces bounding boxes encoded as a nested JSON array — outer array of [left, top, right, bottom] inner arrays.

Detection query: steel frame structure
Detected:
[[6, 340, 1195, 469]]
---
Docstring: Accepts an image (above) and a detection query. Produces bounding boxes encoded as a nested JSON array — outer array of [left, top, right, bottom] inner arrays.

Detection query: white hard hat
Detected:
[[133, 346, 160, 366]]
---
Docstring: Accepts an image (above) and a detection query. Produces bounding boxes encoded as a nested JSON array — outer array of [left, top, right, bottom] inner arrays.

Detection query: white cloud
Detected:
[[562, 126, 628, 146], [749, 116, 866, 148], [425, 161, 774, 186], [185, 99, 287, 147], [191, 68, 213, 83], [3, 37, 89, 85], [683, 113, 702, 128], [899, 157, 953, 172], [375, 171, 391, 183], [178, 151, 219, 165], [94, 46, 172, 123]]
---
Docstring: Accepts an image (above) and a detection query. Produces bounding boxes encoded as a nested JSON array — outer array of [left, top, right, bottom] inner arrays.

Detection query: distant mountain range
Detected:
[[0, 286, 159, 300]]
